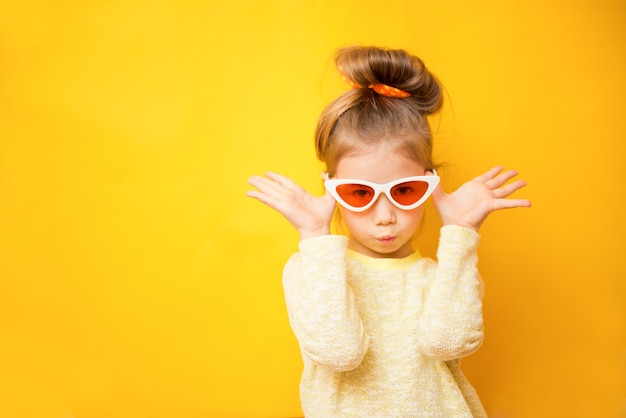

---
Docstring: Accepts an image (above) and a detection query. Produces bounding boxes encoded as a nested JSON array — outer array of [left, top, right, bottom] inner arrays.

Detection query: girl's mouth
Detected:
[[377, 236, 396, 245]]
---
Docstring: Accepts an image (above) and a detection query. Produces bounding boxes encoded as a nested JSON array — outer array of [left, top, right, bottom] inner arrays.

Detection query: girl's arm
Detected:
[[416, 225, 484, 360], [282, 235, 369, 372], [247, 172, 368, 371], [416, 166, 530, 360]]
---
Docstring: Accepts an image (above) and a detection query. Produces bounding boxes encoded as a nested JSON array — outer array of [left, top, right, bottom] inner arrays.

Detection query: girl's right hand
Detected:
[[247, 172, 337, 241]]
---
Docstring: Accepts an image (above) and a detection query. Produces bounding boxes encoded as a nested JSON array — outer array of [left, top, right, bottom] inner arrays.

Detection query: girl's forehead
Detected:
[[335, 145, 426, 181]]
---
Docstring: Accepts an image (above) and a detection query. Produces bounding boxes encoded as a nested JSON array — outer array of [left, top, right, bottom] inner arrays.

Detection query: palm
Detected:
[[432, 166, 531, 231]]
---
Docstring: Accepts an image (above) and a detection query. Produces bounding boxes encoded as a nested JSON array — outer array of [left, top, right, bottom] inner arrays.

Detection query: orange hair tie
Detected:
[[338, 65, 410, 98], [368, 83, 411, 98], [338, 65, 361, 89]]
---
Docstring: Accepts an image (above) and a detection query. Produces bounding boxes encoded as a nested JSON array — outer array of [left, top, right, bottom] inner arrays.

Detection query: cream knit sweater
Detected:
[[282, 225, 487, 417]]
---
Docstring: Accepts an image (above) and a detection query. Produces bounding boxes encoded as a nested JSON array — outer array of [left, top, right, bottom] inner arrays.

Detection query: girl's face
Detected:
[[333, 142, 429, 259]]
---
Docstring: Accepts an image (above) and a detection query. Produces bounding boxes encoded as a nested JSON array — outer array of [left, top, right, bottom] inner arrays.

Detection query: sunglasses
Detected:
[[325, 171, 439, 212]]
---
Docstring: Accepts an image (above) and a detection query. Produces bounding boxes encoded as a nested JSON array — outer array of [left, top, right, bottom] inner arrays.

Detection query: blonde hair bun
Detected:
[[336, 46, 443, 116]]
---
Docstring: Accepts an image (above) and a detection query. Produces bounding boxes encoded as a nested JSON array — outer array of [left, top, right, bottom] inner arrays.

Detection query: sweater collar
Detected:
[[346, 249, 421, 271]]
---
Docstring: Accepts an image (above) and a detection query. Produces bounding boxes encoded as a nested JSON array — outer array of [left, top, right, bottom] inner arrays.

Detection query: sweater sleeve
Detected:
[[416, 225, 484, 361], [282, 235, 369, 372]]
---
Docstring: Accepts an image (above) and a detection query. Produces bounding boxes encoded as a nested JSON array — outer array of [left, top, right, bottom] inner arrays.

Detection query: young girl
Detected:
[[247, 46, 530, 417]]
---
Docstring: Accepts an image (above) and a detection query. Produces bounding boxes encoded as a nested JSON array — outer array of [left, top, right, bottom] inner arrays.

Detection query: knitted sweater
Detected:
[[282, 225, 487, 417]]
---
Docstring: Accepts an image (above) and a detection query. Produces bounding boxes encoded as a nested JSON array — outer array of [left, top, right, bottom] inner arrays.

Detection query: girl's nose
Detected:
[[372, 194, 396, 225]]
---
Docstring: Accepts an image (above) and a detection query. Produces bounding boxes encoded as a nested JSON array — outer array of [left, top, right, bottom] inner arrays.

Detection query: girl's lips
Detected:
[[377, 236, 396, 245]]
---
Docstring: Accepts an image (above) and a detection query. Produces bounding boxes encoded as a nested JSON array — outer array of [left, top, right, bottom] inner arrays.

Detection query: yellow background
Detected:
[[0, 1, 624, 417]]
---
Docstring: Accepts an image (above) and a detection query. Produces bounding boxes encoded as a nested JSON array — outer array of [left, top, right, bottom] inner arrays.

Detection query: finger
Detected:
[[247, 175, 282, 196], [248, 174, 278, 189], [486, 169, 521, 189], [247, 175, 262, 187], [493, 198, 532, 210], [473, 166, 504, 183], [248, 174, 299, 198], [245, 189, 265, 201], [246, 185, 300, 216], [264, 172, 303, 193], [246, 188, 279, 209], [247, 177, 301, 210], [492, 179, 527, 198]]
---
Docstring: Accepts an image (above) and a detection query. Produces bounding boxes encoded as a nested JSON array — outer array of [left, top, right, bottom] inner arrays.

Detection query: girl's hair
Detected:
[[315, 46, 444, 176]]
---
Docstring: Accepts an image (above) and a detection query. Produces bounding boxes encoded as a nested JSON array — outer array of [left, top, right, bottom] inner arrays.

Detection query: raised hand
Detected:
[[247, 172, 337, 241], [431, 166, 531, 232]]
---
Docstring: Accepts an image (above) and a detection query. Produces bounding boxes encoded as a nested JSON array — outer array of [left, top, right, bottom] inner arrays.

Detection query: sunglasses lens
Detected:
[[335, 183, 376, 208], [390, 180, 429, 206]]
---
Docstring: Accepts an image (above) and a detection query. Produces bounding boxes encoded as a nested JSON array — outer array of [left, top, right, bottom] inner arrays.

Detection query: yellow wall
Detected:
[[0, 1, 624, 417]]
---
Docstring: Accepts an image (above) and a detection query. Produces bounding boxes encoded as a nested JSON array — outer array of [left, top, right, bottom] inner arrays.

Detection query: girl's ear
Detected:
[[321, 172, 330, 181]]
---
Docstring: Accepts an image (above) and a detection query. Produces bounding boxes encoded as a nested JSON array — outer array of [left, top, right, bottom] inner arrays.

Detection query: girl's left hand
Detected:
[[431, 166, 531, 232]]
